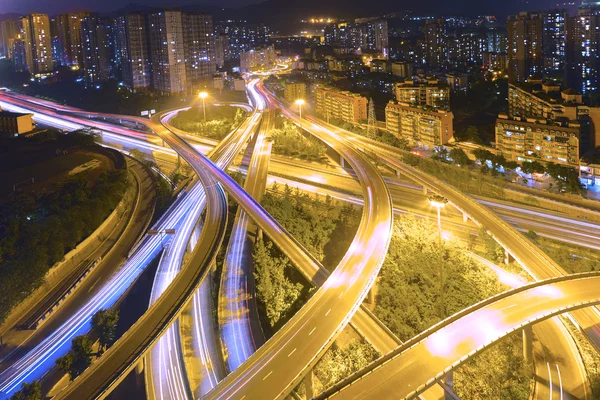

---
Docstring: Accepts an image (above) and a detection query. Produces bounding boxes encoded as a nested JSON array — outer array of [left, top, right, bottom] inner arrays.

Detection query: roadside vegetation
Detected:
[[525, 232, 600, 273], [453, 334, 532, 400], [270, 114, 328, 163], [169, 105, 246, 140], [327, 117, 410, 150], [0, 133, 128, 324], [313, 338, 379, 392], [56, 309, 119, 380], [372, 215, 532, 397], [374, 215, 502, 340], [253, 183, 360, 335]]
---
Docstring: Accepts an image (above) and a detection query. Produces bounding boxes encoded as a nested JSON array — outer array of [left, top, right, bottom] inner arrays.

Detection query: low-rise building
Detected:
[[495, 114, 580, 167], [284, 82, 306, 103], [0, 107, 34, 135], [446, 73, 468, 92], [315, 87, 367, 124], [580, 162, 600, 187], [391, 61, 412, 78], [395, 79, 449, 109], [385, 101, 454, 147]]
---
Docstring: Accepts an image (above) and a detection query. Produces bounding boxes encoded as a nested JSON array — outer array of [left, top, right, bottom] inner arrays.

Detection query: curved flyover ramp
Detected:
[[319, 272, 600, 399], [52, 116, 229, 400]]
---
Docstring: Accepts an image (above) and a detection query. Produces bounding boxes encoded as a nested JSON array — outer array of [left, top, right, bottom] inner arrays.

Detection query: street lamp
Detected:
[[428, 194, 448, 316], [295, 98, 305, 131], [199, 91, 208, 121], [428, 194, 448, 246]]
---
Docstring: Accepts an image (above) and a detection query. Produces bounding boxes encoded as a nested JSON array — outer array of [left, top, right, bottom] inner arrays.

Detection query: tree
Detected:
[[57, 335, 94, 379], [253, 240, 303, 328], [10, 381, 42, 400], [431, 147, 450, 163], [129, 148, 144, 161], [472, 148, 493, 164], [92, 309, 119, 352], [530, 161, 545, 174], [449, 148, 471, 167], [520, 161, 534, 175], [464, 125, 482, 144]]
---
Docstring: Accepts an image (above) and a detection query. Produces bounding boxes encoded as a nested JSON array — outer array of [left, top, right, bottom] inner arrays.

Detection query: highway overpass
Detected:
[[318, 272, 600, 399]]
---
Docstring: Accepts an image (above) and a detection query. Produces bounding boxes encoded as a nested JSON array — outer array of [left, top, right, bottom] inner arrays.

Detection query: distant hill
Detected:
[[236, 0, 558, 31]]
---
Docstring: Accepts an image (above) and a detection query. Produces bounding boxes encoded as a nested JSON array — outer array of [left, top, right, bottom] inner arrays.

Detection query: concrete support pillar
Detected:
[[135, 360, 145, 387], [340, 157, 347, 169], [257, 228, 263, 242], [463, 212, 468, 223], [423, 186, 428, 195], [366, 288, 374, 304], [304, 368, 314, 400], [395, 169, 401, 179], [504, 249, 514, 265], [444, 371, 454, 398], [136, 360, 144, 374], [523, 325, 533, 363]]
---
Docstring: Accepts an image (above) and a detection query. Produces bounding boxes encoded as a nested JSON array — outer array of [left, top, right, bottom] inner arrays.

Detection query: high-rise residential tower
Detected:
[[21, 13, 53, 74]]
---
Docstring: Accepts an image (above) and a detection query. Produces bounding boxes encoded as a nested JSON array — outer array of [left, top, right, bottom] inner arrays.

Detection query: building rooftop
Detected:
[[511, 81, 582, 106], [0, 110, 33, 118]]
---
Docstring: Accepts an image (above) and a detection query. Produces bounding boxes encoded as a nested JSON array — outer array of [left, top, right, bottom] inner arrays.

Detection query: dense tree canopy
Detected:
[[0, 168, 128, 324], [374, 216, 502, 341]]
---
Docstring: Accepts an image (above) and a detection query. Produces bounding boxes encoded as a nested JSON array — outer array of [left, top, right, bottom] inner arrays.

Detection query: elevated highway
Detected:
[[318, 272, 600, 399]]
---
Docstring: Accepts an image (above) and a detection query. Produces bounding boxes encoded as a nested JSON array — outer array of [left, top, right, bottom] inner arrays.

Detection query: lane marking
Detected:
[[555, 364, 563, 400], [325, 309, 331, 317], [309, 327, 316, 336], [288, 348, 297, 357], [263, 371, 273, 381], [547, 362, 553, 400]]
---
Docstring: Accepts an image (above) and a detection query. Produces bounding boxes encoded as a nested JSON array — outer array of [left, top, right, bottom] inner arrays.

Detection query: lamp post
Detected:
[[199, 91, 208, 121], [428, 194, 448, 315], [428, 194, 448, 245], [295, 98, 305, 131]]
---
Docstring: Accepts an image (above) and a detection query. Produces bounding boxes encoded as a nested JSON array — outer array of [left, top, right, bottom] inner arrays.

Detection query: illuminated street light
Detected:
[[295, 99, 305, 131], [428, 194, 448, 246], [199, 91, 208, 121], [429, 194, 448, 314]]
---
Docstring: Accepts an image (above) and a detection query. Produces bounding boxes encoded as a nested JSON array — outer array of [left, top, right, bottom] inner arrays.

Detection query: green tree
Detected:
[[449, 148, 471, 167], [472, 148, 493, 164], [57, 335, 94, 379], [10, 381, 42, 400], [314, 340, 379, 390], [128, 148, 144, 161], [91, 309, 120, 352], [253, 240, 303, 328], [464, 125, 482, 143]]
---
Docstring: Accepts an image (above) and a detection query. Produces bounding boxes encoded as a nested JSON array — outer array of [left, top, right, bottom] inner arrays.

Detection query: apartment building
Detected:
[[395, 79, 450, 109], [21, 14, 53, 74], [239, 45, 276, 72], [284, 83, 307, 103], [148, 10, 187, 94], [385, 101, 454, 147], [495, 114, 580, 167], [508, 82, 600, 153], [315, 87, 367, 124]]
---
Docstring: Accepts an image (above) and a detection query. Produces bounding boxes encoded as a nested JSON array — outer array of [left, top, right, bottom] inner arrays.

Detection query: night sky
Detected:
[[1, 0, 568, 19], [1, 0, 261, 15]]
